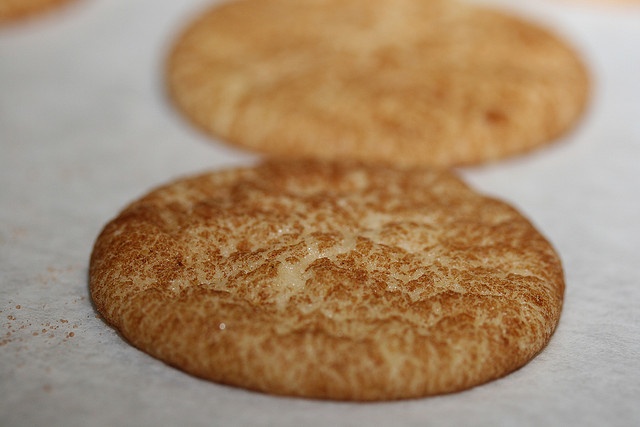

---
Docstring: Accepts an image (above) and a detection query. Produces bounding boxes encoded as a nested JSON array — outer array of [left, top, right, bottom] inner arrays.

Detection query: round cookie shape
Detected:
[[167, 0, 589, 167], [0, 0, 75, 23], [90, 160, 564, 400]]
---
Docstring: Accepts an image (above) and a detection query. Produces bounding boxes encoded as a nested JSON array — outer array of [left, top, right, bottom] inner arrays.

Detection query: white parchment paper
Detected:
[[1, 1, 639, 426]]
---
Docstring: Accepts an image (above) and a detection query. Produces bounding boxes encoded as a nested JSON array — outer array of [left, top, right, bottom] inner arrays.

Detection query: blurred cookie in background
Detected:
[[0, 0, 77, 24], [167, 0, 590, 167]]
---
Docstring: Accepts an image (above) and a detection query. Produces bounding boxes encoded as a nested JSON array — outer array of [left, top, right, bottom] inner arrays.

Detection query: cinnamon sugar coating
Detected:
[[90, 160, 564, 400], [167, 0, 589, 166]]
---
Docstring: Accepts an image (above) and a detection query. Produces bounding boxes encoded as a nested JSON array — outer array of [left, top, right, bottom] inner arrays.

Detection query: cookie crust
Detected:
[[167, 0, 589, 166], [90, 160, 564, 400]]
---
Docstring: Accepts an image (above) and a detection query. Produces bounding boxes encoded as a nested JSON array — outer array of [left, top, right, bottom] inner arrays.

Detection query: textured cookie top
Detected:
[[167, 0, 589, 167], [0, 0, 75, 23], [90, 160, 564, 400]]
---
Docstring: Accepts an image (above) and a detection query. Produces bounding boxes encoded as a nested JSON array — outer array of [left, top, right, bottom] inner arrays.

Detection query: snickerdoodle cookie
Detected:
[[0, 0, 75, 23], [167, 0, 589, 166], [90, 159, 564, 400]]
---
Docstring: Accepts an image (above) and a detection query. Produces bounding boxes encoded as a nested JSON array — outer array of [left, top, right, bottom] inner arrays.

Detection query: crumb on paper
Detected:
[[1, 305, 81, 347]]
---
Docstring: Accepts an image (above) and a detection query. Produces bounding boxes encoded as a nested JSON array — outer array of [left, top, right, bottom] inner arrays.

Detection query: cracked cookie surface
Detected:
[[90, 159, 564, 400], [167, 0, 589, 166]]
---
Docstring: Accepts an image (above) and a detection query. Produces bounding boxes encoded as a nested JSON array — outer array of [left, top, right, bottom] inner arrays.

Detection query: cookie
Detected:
[[166, 0, 589, 167], [90, 159, 564, 400], [0, 0, 75, 23]]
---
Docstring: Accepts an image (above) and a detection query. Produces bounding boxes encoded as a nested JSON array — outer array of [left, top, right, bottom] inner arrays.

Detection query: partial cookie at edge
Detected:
[[0, 0, 76, 23]]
